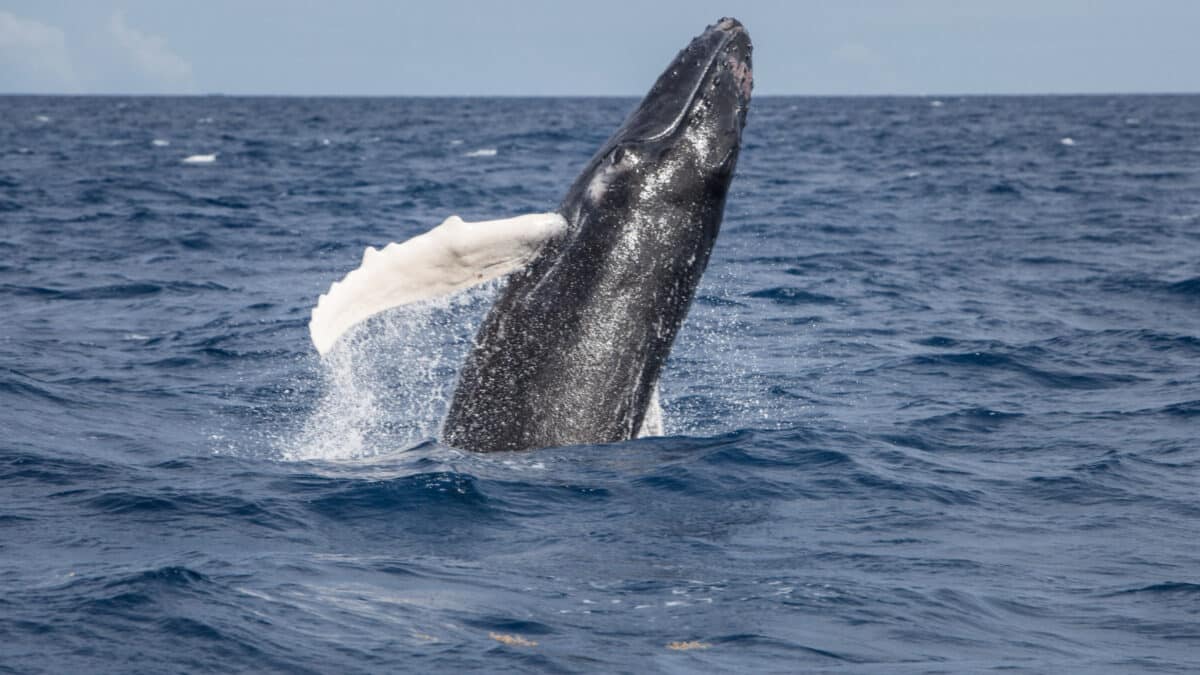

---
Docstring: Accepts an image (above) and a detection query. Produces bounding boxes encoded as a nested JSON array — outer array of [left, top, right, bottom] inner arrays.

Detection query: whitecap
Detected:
[[929, 100, 944, 108], [183, 153, 217, 164], [1059, 137, 1076, 146], [449, 139, 464, 146], [152, 139, 170, 147], [465, 148, 497, 158]]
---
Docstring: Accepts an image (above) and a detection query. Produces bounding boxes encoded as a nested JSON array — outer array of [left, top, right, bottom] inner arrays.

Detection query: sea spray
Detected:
[[285, 283, 498, 460]]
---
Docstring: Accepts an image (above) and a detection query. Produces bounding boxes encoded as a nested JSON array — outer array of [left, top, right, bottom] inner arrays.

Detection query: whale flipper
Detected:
[[310, 212, 567, 355]]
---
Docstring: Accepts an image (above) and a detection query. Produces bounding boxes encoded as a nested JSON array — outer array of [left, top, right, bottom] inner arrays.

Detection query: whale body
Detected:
[[310, 18, 753, 452]]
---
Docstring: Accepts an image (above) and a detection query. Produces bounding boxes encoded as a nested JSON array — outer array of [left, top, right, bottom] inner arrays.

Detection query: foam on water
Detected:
[[183, 153, 218, 164]]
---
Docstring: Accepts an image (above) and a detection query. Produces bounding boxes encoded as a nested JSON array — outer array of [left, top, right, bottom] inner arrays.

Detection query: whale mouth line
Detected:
[[635, 26, 751, 144], [636, 42, 728, 143]]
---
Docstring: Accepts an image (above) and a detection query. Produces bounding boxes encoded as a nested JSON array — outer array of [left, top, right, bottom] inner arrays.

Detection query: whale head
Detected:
[[563, 17, 753, 227]]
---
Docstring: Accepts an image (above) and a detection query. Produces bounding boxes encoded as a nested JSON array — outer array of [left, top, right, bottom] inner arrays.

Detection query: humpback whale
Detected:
[[310, 18, 752, 452]]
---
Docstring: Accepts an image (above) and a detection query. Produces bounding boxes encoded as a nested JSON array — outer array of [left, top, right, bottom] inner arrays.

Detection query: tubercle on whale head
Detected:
[[713, 17, 753, 113]]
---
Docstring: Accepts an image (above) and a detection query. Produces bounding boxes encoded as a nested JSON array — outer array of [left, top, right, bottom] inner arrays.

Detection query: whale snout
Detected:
[[715, 16, 746, 34], [704, 18, 753, 128], [717, 19, 753, 104]]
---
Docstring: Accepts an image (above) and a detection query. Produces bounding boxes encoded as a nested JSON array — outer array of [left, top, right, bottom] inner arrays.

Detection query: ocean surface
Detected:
[[2, 94, 1198, 673]]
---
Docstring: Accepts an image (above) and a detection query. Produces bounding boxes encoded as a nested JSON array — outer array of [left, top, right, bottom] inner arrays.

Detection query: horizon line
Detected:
[[3, 90, 1199, 99]]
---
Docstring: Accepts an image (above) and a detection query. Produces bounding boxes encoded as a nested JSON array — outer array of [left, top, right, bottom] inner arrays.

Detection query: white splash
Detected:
[[662, 267, 769, 435], [1060, 137, 1076, 146], [283, 285, 497, 461], [152, 138, 170, 147], [465, 148, 497, 158]]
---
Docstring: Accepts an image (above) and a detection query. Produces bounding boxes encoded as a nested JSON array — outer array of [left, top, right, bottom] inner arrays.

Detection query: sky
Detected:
[[2, 1, 1199, 96]]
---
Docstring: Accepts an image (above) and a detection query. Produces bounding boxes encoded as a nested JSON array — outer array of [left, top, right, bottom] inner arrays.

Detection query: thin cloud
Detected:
[[0, 10, 80, 93], [107, 10, 195, 93]]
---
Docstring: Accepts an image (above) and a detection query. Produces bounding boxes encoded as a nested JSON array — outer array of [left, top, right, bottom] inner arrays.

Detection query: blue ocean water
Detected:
[[2, 94, 1199, 673]]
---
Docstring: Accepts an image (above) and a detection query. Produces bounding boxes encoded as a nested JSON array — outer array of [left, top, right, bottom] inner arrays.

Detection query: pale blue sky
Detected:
[[2, 1, 1199, 96]]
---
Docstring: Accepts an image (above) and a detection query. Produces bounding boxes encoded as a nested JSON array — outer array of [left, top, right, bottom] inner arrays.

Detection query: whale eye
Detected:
[[610, 146, 639, 167]]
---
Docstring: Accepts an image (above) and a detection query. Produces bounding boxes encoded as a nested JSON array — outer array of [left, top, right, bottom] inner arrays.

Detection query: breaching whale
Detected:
[[309, 18, 752, 452]]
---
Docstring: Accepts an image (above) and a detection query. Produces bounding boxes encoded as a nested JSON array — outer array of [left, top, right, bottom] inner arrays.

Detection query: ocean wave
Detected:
[[3, 94, 1199, 673], [1166, 276, 1200, 297], [747, 287, 841, 305], [901, 351, 1145, 390]]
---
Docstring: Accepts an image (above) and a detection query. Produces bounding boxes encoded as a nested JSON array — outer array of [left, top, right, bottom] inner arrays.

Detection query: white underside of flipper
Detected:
[[637, 384, 664, 438], [309, 212, 567, 355]]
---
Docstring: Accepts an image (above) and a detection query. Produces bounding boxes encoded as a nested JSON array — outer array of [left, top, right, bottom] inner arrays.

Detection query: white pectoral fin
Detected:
[[309, 212, 567, 355]]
